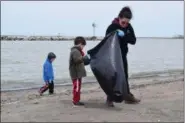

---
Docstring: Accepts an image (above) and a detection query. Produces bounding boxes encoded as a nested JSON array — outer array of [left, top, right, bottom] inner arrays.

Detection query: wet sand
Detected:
[[1, 70, 184, 122]]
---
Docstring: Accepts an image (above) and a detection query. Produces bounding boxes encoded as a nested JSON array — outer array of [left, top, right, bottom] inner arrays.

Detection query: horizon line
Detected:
[[1, 34, 184, 38]]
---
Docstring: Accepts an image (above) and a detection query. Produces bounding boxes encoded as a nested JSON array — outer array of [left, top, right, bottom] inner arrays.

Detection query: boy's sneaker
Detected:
[[73, 102, 85, 106], [49, 92, 55, 95], [38, 90, 43, 96]]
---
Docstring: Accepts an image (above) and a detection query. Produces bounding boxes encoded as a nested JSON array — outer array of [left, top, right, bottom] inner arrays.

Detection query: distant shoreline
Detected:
[[1, 69, 183, 92], [1, 35, 184, 41]]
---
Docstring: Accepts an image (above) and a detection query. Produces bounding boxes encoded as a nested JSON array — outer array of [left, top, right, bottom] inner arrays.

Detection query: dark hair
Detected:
[[118, 6, 132, 19], [74, 36, 86, 45], [48, 52, 56, 60]]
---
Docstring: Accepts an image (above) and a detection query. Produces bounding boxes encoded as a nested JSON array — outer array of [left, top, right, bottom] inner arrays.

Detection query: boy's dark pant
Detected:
[[39, 81, 54, 94], [72, 78, 82, 103], [107, 55, 130, 102]]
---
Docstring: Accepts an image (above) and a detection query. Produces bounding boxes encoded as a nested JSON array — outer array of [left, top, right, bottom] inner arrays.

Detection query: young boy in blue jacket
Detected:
[[39, 52, 56, 96]]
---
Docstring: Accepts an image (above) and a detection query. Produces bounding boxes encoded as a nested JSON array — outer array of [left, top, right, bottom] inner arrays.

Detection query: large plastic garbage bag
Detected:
[[87, 32, 128, 102]]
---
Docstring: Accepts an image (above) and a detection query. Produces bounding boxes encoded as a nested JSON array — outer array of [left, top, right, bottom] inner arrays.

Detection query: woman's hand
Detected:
[[117, 29, 125, 37]]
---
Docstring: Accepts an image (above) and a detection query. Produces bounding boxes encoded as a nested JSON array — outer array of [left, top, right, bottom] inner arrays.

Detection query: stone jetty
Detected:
[[1, 35, 183, 41], [1, 35, 103, 41]]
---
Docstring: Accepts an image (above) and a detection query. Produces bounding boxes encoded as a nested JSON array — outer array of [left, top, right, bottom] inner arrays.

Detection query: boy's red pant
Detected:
[[72, 78, 82, 103]]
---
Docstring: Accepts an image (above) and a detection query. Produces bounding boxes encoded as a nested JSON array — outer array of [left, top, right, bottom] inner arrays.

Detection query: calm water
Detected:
[[1, 39, 183, 90]]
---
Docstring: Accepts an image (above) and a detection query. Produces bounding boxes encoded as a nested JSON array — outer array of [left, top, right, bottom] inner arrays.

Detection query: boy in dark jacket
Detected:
[[69, 36, 90, 106], [39, 52, 56, 96], [105, 6, 140, 107]]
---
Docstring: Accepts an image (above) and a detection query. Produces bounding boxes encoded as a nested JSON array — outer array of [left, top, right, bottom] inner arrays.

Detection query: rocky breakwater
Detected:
[[1, 35, 103, 41]]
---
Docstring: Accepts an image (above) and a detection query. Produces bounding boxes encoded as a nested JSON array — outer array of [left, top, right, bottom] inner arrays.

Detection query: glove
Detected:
[[83, 54, 91, 65], [117, 29, 125, 37], [86, 54, 91, 59]]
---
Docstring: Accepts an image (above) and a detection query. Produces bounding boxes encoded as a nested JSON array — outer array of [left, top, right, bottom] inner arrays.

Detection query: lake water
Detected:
[[1, 39, 184, 91]]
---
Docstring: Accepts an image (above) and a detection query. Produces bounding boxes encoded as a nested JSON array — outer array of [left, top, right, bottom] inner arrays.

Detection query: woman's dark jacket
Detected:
[[105, 18, 136, 55]]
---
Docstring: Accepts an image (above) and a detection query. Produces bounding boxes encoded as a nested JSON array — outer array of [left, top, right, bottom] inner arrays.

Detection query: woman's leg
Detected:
[[123, 56, 140, 103], [122, 56, 131, 94]]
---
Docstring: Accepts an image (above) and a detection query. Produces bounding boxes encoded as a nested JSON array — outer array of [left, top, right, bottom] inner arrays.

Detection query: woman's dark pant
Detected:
[[107, 55, 130, 102]]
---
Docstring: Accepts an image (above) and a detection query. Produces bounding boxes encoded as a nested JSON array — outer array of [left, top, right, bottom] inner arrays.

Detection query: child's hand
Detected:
[[83, 54, 91, 65]]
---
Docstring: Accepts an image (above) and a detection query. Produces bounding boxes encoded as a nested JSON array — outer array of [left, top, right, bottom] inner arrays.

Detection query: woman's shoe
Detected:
[[125, 93, 140, 104]]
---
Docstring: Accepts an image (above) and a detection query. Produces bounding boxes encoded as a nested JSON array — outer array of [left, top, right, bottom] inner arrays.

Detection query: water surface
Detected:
[[1, 39, 183, 90]]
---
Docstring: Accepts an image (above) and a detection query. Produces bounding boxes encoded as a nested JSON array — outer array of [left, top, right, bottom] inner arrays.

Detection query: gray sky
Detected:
[[1, 1, 184, 37]]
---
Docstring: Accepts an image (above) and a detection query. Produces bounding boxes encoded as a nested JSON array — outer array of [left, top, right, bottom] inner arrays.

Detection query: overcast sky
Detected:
[[1, 1, 184, 37]]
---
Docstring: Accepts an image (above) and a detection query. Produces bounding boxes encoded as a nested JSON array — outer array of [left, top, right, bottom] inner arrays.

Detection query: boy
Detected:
[[39, 52, 56, 96], [69, 36, 90, 106]]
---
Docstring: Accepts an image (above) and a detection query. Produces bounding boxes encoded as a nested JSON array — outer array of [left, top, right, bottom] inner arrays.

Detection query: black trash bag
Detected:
[[87, 32, 128, 103]]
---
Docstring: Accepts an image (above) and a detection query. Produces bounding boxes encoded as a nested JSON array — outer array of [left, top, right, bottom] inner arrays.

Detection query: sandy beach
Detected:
[[1, 70, 184, 122]]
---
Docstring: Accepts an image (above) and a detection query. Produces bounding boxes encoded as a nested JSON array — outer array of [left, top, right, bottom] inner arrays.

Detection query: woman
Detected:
[[105, 6, 140, 107]]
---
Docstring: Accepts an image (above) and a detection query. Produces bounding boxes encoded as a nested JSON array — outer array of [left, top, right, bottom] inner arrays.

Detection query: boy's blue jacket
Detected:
[[43, 59, 54, 83]]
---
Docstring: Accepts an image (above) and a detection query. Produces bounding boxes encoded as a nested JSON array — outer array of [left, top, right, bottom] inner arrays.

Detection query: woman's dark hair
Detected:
[[48, 52, 56, 60], [118, 6, 132, 19], [74, 36, 86, 45]]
